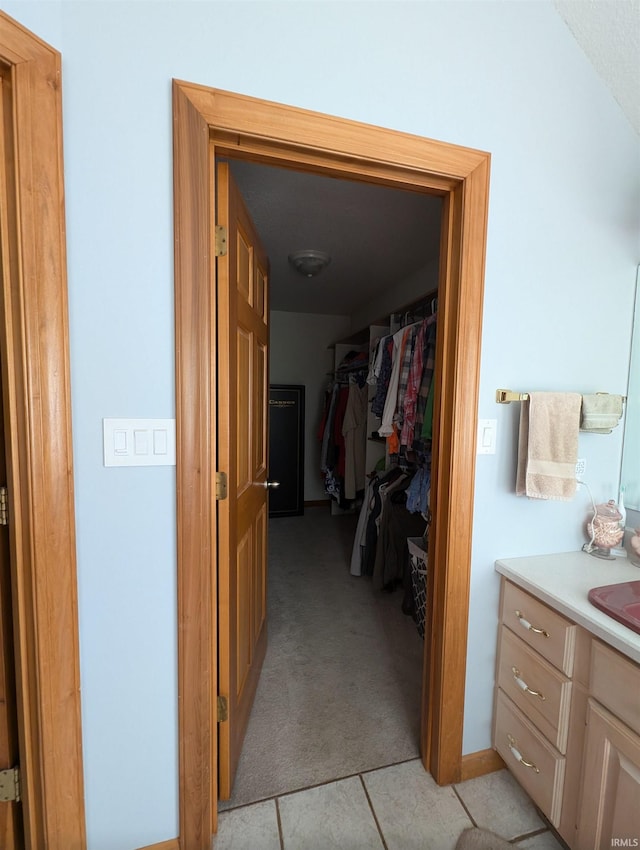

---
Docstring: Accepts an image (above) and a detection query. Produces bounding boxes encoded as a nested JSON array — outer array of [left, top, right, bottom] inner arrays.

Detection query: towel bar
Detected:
[[496, 389, 529, 404], [496, 389, 626, 405]]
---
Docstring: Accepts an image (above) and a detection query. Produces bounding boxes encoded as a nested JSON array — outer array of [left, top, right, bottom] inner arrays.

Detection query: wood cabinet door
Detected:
[[216, 162, 270, 800], [576, 698, 640, 850]]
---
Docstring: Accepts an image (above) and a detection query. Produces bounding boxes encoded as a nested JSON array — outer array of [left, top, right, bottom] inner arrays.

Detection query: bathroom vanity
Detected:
[[493, 552, 640, 849]]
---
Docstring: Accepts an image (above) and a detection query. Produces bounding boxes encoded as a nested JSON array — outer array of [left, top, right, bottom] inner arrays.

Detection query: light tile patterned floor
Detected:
[[213, 762, 567, 849]]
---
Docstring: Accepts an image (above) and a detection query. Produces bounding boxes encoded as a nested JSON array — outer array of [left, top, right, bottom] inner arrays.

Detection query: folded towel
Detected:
[[580, 393, 624, 433], [516, 392, 581, 501]]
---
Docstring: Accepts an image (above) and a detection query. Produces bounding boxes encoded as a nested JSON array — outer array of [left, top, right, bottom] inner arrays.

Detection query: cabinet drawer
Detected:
[[502, 581, 576, 675], [590, 640, 640, 735], [497, 626, 572, 753], [494, 689, 565, 827]]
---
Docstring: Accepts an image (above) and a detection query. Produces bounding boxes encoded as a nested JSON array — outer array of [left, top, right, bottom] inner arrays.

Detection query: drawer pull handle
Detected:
[[507, 734, 540, 773], [514, 610, 549, 638], [511, 667, 546, 701]]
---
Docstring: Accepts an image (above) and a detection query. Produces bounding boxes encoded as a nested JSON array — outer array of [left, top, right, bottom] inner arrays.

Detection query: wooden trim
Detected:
[[423, 159, 491, 784], [173, 83, 490, 842], [174, 81, 486, 186], [136, 839, 181, 850], [303, 500, 331, 509], [0, 11, 85, 850], [460, 749, 506, 782], [173, 81, 217, 846]]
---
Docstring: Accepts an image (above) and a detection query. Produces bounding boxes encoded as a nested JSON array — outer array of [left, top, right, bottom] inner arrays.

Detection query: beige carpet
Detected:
[[455, 827, 513, 849], [219, 507, 424, 810]]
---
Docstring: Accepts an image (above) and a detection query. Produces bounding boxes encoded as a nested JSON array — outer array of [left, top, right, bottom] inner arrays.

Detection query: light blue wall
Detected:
[[621, 272, 640, 508], [2, 2, 639, 848]]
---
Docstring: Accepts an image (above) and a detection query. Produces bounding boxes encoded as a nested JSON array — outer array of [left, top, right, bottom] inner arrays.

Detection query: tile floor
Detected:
[[213, 761, 567, 849]]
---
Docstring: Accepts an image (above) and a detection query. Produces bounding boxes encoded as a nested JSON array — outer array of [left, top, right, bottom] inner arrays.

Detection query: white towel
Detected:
[[516, 392, 581, 501], [580, 393, 624, 433]]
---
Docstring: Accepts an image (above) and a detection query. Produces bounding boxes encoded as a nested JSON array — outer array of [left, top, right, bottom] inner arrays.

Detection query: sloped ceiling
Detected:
[[231, 3, 639, 318], [553, 0, 640, 136]]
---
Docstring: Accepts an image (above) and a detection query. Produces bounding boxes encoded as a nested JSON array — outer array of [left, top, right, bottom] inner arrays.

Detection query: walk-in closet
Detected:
[[219, 157, 443, 811]]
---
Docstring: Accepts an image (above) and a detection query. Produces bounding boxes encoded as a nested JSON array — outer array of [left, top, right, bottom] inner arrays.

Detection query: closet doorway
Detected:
[[221, 157, 442, 810], [173, 81, 490, 846]]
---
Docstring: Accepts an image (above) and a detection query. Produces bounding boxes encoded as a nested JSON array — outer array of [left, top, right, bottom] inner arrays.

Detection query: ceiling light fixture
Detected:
[[288, 249, 331, 278]]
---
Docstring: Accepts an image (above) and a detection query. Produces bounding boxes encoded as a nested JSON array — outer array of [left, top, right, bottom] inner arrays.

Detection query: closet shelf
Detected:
[[329, 286, 439, 349], [330, 362, 369, 376]]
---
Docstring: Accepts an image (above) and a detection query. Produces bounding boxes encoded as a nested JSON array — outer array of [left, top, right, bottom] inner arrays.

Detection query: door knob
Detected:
[[263, 480, 280, 488]]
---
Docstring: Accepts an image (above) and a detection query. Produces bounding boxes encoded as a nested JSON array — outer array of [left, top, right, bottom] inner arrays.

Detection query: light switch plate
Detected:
[[477, 418, 497, 455], [103, 418, 176, 466]]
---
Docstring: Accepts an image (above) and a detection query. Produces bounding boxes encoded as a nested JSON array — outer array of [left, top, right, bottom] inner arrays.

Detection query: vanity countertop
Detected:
[[495, 551, 640, 664]]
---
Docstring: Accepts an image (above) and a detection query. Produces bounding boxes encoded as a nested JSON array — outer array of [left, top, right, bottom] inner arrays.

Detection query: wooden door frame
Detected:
[[0, 12, 86, 850], [173, 80, 490, 849]]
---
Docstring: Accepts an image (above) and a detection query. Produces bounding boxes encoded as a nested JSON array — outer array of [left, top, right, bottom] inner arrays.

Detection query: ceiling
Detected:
[[229, 160, 442, 316], [553, 0, 639, 136], [230, 3, 639, 318]]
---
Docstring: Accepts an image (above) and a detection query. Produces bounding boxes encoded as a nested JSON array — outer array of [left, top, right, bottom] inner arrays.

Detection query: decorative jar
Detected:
[[586, 499, 624, 559]]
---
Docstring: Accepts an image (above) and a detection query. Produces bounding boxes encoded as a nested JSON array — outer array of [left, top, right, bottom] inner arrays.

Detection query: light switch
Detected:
[[477, 418, 497, 455], [103, 418, 176, 466], [153, 429, 168, 455], [134, 430, 149, 455], [114, 429, 128, 455]]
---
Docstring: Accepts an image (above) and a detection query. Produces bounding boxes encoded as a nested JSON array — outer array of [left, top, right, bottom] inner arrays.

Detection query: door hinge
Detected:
[[0, 486, 8, 526], [214, 225, 227, 257], [0, 767, 20, 803], [217, 695, 228, 722], [215, 471, 228, 501]]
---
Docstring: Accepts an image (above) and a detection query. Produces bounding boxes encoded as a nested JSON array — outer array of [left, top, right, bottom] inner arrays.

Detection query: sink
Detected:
[[588, 580, 640, 635]]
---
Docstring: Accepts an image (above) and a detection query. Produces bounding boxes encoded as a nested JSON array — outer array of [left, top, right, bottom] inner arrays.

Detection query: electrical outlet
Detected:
[[576, 458, 586, 479]]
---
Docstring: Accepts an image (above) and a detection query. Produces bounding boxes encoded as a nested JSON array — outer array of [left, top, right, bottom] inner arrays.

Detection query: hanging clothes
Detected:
[[342, 379, 368, 500], [350, 474, 377, 575], [395, 323, 419, 437], [319, 383, 339, 473], [420, 377, 436, 441], [371, 336, 393, 418], [400, 317, 428, 449], [332, 385, 350, 479], [361, 467, 407, 576], [378, 325, 410, 437], [412, 315, 437, 452], [367, 336, 385, 386], [378, 321, 423, 439], [405, 462, 431, 515], [372, 476, 426, 590], [317, 348, 369, 506]]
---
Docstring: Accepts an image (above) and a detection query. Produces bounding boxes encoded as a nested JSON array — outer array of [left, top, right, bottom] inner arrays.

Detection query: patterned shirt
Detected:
[[400, 318, 428, 449], [413, 316, 437, 451]]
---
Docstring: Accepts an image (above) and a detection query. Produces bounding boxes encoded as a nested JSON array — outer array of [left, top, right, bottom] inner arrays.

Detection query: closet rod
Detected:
[[389, 287, 439, 324]]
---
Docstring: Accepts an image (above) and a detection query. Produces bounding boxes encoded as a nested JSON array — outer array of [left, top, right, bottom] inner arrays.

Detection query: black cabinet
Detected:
[[268, 385, 305, 517]]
